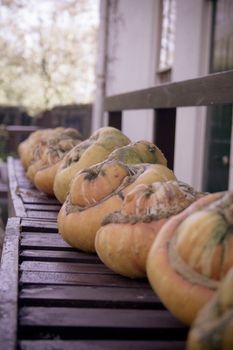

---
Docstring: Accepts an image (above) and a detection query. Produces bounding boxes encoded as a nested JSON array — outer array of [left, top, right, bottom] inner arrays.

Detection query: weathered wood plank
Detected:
[[22, 230, 58, 236], [20, 249, 100, 263], [20, 271, 149, 288], [16, 180, 35, 190], [21, 231, 62, 238], [26, 210, 58, 220], [19, 307, 187, 336], [21, 193, 59, 205], [19, 340, 186, 350], [8, 158, 61, 219], [21, 219, 58, 232], [0, 218, 20, 350], [7, 157, 27, 217], [24, 204, 61, 211], [20, 233, 72, 249], [19, 284, 159, 308], [20, 261, 115, 275], [104, 70, 233, 111], [17, 186, 59, 204]]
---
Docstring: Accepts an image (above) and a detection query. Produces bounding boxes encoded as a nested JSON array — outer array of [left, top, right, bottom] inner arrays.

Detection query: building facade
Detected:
[[92, 0, 233, 192]]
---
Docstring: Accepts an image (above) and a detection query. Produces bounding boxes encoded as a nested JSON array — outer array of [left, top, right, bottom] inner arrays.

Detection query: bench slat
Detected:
[[20, 270, 149, 288], [21, 219, 58, 232], [20, 261, 116, 274], [20, 284, 159, 308], [20, 234, 74, 249], [26, 210, 58, 220], [20, 249, 100, 263], [19, 307, 187, 332], [7, 157, 61, 219], [24, 204, 61, 211], [0, 218, 20, 350], [19, 340, 186, 350]]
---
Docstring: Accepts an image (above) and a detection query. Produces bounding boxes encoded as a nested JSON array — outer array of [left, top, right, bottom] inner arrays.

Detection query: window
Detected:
[[203, 0, 233, 192], [158, 0, 176, 73]]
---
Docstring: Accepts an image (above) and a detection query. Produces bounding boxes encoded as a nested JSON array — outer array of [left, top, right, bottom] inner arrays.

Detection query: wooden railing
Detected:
[[104, 70, 233, 169], [104, 70, 233, 115]]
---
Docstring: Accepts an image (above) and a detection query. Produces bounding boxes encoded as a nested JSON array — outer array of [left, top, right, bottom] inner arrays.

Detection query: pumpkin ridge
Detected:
[[169, 231, 220, 290]]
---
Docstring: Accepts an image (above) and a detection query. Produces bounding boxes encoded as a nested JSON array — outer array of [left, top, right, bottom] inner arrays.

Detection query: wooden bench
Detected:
[[7, 157, 60, 220], [1, 158, 188, 349]]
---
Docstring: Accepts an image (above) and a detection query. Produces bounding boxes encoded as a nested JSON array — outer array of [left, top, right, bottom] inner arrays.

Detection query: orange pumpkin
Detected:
[[58, 157, 176, 253], [187, 266, 233, 350], [53, 127, 131, 203], [147, 191, 233, 326], [18, 128, 56, 170], [95, 181, 204, 278], [25, 128, 83, 195], [69, 140, 167, 206], [33, 128, 83, 195]]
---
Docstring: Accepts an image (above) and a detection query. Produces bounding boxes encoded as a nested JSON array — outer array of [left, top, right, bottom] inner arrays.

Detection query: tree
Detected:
[[0, 0, 99, 115]]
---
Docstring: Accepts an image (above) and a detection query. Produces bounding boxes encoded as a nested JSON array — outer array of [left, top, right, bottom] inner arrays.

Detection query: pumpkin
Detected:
[[53, 127, 131, 203], [69, 140, 167, 206], [32, 128, 83, 195], [95, 181, 204, 278], [58, 147, 175, 253], [25, 128, 82, 194], [58, 194, 124, 252], [187, 266, 233, 350], [25, 128, 64, 181], [146, 191, 233, 326], [18, 128, 56, 169]]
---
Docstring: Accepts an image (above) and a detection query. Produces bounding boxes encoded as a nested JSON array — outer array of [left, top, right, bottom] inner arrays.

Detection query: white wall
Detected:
[[93, 0, 213, 189], [94, 0, 161, 141], [173, 0, 212, 189], [106, 0, 158, 96]]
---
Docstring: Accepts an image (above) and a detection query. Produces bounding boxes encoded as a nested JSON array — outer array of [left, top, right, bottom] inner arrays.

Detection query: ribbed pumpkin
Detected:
[[95, 181, 204, 278], [33, 128, 83, 195], [26, 128, 83, 195], [53, 127, 131, 203], [58, 144, 175, 253], [147, 191, 233, 326], [18, 128, 56, 170], [25, 127, 69, 180], [187, 266, 233, 350], [69, 140, 167, 206]]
